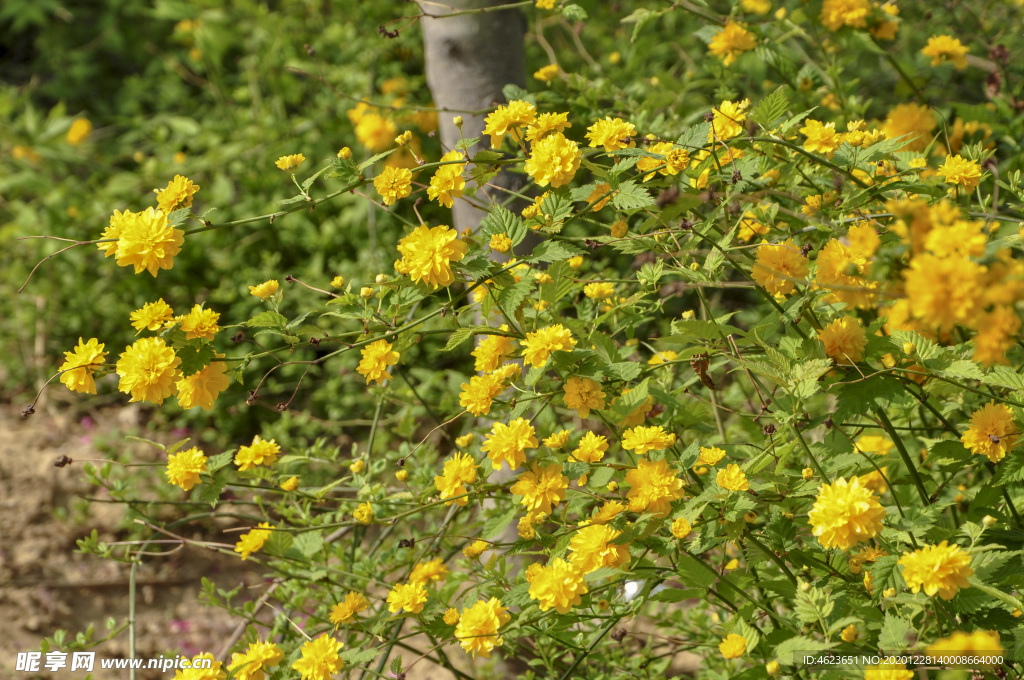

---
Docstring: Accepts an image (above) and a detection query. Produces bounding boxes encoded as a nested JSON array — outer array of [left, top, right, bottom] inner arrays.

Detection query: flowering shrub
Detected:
[[13, 0, 1024, 678]]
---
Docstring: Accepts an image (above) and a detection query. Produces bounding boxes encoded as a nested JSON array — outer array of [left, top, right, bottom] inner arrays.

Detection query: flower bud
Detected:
[[375, 273, 388, 284], [350, 459, 365, 474], [453, 116, 463, 127], [766, 661, 781, 676], [360, 287, 374, 298], [802, 468, 814, 480], [982, 514, 997, 528], [395, 469, 408, 482], [902, 342, 916, 356], [337, 147, 352, 160]]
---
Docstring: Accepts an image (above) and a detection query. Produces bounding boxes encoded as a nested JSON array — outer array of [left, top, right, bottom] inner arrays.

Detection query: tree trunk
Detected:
[[418, 0, 527, 233]]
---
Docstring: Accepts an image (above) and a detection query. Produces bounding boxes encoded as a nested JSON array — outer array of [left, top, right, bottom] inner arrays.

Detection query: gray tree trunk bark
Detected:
[[418, 0, 528, 233]]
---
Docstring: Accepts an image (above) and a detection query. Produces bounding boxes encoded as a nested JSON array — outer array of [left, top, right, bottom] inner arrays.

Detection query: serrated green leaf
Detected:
[[774, 636, 835, 665], [247, 311, 288, 329], [496, 279, 531, 315], [751, 86, 790, 128], [611, 180, 654, 211], [176, 344, 216, 378], [443, 327, 474, 352], [293, 530, 324, 558], [527, 240, 584, 263], [984, 366, 1024, 391], [879, 611, 911, 651]]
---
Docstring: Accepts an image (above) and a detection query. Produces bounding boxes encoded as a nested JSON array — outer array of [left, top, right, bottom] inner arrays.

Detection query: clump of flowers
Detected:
[[961, 401, 1019, 462], [898, 541, 973, 599], [59, 337, 107, 394], [394, 224, 467, 288], [808, 476, 886, 550], [527, 558, 588, 613]]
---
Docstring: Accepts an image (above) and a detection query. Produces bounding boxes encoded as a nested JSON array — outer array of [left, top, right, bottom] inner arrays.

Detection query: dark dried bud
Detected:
[[377, 24, 400, 39], [584, 238, 601, 249], [305, 44, 315, 56], [309, 337, 321, 346], [54, 454, 72, 468], [703, 111, 715, 122], [800, 243, 813, 257], [397, 458, 406, 467], [678, 218, 693, 231], [610, 628, 627, 642], [21, 405, 35, 418], [398, 538, 415, 549], [231, 331, 246, 344], [285, 274, 295, 282], [824, 416, 834, 429], [731, 169, 742, 184], [276, 402, 288, 412], [762, 423, 777, 436], [990, 44, 1010, 65]]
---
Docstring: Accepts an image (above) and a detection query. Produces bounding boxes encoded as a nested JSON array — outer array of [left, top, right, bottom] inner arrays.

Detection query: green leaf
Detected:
[[480, 204, 528, 246], [176, 344, 216, 378], [751, 86, 790, 128], [878, 611, 912, 651], [676, 121, 712, 151], [293, 530, 324, 558], [247, 311, 288, 329], [780, 107, 817, 135], [649, 587, 701, 603], [605, 362, 641, 382], [191, 478, 225, 508], [611, 180, 654, 211], [528, 240, 585, 263], [794, 585, 834, 624], [206, 450, 235, 473], [675, 553, 718, 588], [482, 506, 519, 540], [357, 148, 396, 171], [341, 646, 382, 668], [443, 327, 474, 352], [496, 279, 531, 316], [301, 163, 334, 192], [984, 366, 1024, 391], [941, 359, 985, 381], [610, 377, 649, 417]]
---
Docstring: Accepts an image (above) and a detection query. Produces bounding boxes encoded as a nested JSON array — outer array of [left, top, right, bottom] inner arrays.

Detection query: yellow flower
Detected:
[[589, 500, 626, 525], [585, 117, 637, 151], [522, 324, 576, 368], [697, 446, 726, 467], [808, 476, 886, 550], [280, 476, 299, 491], [525, 132, 581, 188], [482, 418, 538, 471], [841, 624, 859, 642], [922, 35, 970, 69], [671, 517, 692, 539], [130, 299, 174, 332], [427, 150, 466, 208], [570, 431, 608, 464], [927, 630, 1003, 662], [709, 99, 750, 141], [459, 373, 503, 416], [961, 401, 1019, 463], [234, 435, 281, 471], [610, 220, 628, 237], [528, 558, 587, 613], [434, 450, 477, 503], [568, 523, 630, 573], [116, 337, 181, 404], [511, 462, 568, 515], [489, 232, 512, 253], [177, 304, 220, 340], [165, 446, 207, 492], [374, 166, 412, 206], [938, 154, 983, 192], [410, 557, 450, 585], [234, 522, 273, 560], [66, 118, 92, 145], [357, 339, 400, 385], [394, 224, 467, 289], [113, 207, 184, 277], [395, 469, 408, 482], [899, 541, 973, 599], [327, 593, 368, 622], [455, 598, 510, 658], [567, 255, 583, 269], [354, 501, 374, 525], [848, 546, 887, 574], [249, 280, 279, 299], [59, 337, 107, 394], [719, 633, 747, 659], [648, 350, 678, 366], [154, 174, 200, 213], [350, 459, 365, 474], [291, 634, 342, 680], [526, 112, 572, 143], [625, 458, 685, 517], [174, 652, 224, 680], [535, 0, 555, 8], [766, 660, 781, 676], [275, 153, 305, 171], [802, 468, 815, 480], [472, 326, 515, 372], [881, 103, 936, 152], [454, 433, 474, 448], [800, 119, 842, 157], [903, 253, 985, 334], [709, 21, 757, 66], [818, 316, 867, 364], [582, 281, 614, 300], [228, 640, 283, 680], [563, 376, 605, 418], [622, 425, 676, 455], [752, 239, 808, 297], [176, 356, 230, 410], [533, 64, 559, 82], [717, 464, 749, 492], [544, 429, 571, 449], [741, 0, 770, 14], [820, 0, 870, 30], [483, 99, 537, 148], [463, 539, 488, 560]]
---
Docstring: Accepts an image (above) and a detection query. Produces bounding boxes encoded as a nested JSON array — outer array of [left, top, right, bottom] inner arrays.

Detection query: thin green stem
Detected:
[[874, 406, 930, 505]]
